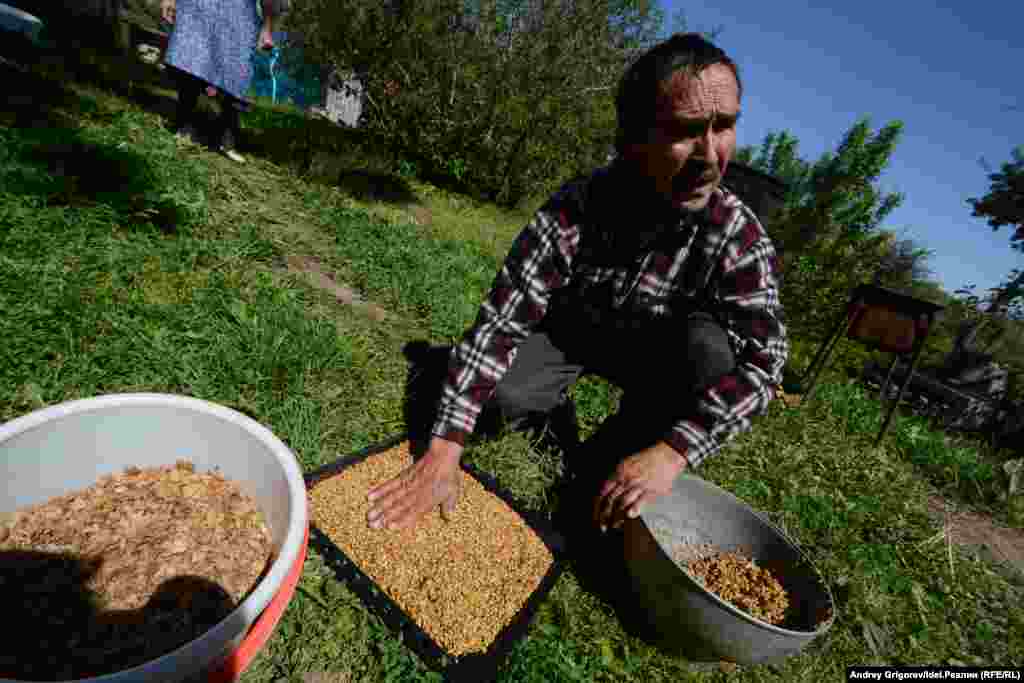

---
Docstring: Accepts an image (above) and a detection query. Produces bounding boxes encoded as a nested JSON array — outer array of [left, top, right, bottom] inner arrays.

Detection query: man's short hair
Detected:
[[615, 33, 742, 151]]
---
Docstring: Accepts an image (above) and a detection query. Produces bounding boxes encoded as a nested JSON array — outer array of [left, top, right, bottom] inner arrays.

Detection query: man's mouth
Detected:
[[673, 171, 715, 196], [672, 162, 716, 196]]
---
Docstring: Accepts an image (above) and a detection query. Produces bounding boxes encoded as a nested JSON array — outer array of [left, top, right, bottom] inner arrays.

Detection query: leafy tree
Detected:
[[735, 119, 907, 345], [969, 145, 1024, 250], [942, 144, 1024, 400], [872, 233, 935, 290], [286, 0, 666, 206], [967, 145, 1024, 317], [733, 130, 811, 202]]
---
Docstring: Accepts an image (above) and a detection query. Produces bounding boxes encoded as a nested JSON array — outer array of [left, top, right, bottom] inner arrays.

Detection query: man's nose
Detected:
[[688, 124, 720, 165], [694, 124, 718, 160]]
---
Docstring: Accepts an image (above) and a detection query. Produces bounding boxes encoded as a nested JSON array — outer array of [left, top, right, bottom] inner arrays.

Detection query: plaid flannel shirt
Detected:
[[431, 162, 789, 468]]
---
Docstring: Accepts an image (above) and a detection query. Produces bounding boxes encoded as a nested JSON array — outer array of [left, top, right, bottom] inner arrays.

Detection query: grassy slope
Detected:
[[1, 54, 1021, 683]]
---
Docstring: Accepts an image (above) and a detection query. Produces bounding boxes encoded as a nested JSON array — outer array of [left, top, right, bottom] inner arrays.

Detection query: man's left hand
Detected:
[[593, 442, 688, 532]]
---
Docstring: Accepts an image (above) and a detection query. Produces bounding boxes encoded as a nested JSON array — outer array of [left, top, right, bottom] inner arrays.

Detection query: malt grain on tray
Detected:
[[308, 442, 554, 657], [0, 461, 274, 680]]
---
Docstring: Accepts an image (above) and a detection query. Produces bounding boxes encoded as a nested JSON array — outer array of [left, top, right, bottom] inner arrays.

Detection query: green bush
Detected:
[[286, 0, 664, 207]]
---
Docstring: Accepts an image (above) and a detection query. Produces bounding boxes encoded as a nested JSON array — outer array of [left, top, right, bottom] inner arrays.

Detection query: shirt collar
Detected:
[[600, 160, 710, 249]]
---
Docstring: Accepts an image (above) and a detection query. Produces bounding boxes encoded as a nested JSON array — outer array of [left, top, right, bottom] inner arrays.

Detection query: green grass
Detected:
[[327, 205, 502, 340], [804, 382, 1002, 506], [1, 54, 1022, 682]]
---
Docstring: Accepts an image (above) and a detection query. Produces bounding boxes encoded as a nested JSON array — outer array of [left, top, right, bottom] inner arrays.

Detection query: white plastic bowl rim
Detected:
[[0, 2, 43, 40], [0, 2, 43, 24], [0, 393, 309, 683]]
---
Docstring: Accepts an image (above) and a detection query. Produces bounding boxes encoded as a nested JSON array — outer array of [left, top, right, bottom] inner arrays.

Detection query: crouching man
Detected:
[[367, 33, 788, 536]]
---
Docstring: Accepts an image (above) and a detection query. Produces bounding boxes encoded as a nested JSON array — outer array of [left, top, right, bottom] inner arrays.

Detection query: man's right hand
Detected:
[[367, 437, 463, 530], [160, 0, 175, 24]]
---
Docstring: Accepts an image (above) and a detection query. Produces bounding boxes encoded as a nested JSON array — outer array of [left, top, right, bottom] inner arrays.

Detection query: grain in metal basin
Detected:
[[622, 474, 835, 666]]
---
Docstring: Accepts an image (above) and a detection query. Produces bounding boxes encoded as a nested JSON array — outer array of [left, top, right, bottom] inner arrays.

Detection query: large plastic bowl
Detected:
[[0, 393, 309, 683], [0, 2, 43, 43], [622, 474, 835, 666]]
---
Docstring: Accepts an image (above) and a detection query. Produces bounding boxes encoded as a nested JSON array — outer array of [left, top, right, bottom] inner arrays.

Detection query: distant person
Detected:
[[366, 34, 789, 539], [160, 0, 283, 162]]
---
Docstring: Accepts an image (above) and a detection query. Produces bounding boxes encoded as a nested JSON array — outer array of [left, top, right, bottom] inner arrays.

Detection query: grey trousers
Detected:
[[486, 307, 736, 471]]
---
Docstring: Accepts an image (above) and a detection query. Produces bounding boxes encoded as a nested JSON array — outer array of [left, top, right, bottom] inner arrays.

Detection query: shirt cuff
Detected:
[[430, 420, 471, 448], [662, 422, 714, 469]]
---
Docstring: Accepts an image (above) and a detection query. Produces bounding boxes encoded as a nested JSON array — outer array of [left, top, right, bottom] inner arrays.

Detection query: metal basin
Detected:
[[622, 474, 835, 666]]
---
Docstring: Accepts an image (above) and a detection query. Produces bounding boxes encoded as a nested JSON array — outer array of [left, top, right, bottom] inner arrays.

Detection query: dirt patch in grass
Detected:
[[285, 254, 393, 323], [926, 494, 1024, 580], [302, 674, 353, 683], [408, 204, 433, 227]]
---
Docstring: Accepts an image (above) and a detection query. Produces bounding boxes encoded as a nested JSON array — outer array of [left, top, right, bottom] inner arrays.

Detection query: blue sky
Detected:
[[662, 0, 1023, 299]]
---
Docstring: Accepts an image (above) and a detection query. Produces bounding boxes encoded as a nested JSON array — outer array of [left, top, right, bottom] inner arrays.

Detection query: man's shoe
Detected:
[[219, 129, 245, 163], [173, 123, 200, 145], [222, 148, 246, 163]]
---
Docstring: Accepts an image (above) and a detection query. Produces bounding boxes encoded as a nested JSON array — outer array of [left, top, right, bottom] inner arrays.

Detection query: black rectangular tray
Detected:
[[304, 434, 568, 682]]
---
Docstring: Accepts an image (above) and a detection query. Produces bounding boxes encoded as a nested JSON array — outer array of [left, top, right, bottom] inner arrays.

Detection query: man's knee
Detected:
[[473, 384, 536, 439], [684, 314, 736, 391], [490, 383, 541, 424]]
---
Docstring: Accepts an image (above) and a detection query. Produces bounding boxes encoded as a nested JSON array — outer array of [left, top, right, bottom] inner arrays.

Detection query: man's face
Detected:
[[621, 63, 741, 212]]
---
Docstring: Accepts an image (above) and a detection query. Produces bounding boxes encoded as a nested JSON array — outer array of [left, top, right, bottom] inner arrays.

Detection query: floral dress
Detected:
[[163, 0, 260, 106]]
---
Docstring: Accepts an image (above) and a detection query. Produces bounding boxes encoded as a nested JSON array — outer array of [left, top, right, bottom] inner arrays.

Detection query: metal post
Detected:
[[878, 353, 902, 401], [874, 315, 933, 447], [802, 308, 860, 402], [801, 317, 844, 396]]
